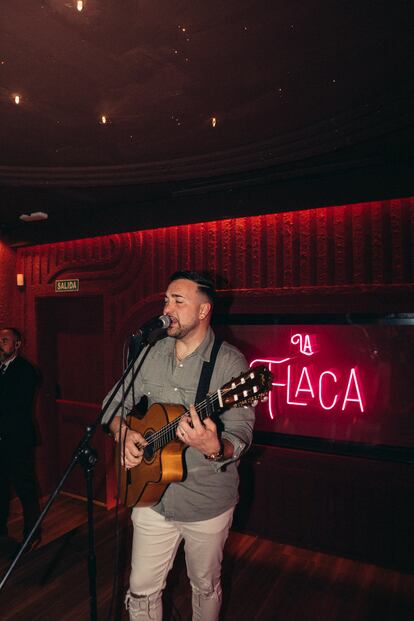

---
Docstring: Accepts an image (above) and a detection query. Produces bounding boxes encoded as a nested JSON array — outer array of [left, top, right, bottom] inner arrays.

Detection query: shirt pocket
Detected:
[[139, 379, 167, 405], [171, 384, 197, 409]]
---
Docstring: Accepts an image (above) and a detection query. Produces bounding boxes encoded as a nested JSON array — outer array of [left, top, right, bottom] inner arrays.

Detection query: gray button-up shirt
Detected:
[[102, 327, 255, 521]]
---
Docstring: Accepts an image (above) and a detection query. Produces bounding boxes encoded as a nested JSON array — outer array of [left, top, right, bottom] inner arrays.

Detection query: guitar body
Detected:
[[117, 402, 186, 508]]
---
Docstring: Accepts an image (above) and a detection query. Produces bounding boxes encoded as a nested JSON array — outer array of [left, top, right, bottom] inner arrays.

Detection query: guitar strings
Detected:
[[147, 393, 221, 449], [140, 368, 266, 452], [145, 388, 231, 450]]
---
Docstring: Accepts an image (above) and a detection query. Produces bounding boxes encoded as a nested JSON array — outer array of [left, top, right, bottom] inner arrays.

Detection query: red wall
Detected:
[[0, 241, 17, 327], [15, 196, 414, 369], [9, 196, 414, 568]]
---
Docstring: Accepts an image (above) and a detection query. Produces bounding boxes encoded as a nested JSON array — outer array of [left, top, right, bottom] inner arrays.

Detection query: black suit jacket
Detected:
[[0, 356, 39, 446]]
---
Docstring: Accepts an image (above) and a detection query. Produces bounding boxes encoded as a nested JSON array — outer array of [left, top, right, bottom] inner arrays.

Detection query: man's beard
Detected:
[[168, 320, 198, 340], [0, 349, 15, 362]]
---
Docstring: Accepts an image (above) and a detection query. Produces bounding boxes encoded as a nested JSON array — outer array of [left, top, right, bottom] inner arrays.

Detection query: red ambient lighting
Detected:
[[250, 333, 365, 419]]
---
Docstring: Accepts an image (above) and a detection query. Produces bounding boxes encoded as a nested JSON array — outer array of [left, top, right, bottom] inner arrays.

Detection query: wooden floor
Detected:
[[0, 495, 414, 621]]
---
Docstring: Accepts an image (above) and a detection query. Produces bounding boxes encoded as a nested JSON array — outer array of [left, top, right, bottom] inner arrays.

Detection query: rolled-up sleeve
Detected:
[[209, 343, 256, 466]]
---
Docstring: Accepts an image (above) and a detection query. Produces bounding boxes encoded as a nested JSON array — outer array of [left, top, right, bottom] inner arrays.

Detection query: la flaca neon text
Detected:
[[250, 333, 365, 419]]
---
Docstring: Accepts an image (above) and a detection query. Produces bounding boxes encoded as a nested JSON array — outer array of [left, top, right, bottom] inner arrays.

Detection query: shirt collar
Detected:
[[1, 354, 17, 370], [195, 326, 215, 362]]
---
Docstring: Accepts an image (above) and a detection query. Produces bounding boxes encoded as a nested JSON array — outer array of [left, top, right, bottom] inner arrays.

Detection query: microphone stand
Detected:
[[0, 331, 158, 620]]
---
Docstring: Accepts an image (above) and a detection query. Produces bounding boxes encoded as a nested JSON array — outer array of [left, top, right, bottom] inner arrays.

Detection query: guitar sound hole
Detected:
[[143, 444, 154, 461], [143, 430, 155, 462]]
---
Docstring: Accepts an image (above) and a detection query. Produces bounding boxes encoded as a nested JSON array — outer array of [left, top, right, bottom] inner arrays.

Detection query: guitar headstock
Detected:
[[221, 365, 273, 408]]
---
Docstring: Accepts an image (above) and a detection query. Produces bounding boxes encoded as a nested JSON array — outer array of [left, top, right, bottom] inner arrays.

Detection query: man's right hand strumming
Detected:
[[110, 419, 147, 469]]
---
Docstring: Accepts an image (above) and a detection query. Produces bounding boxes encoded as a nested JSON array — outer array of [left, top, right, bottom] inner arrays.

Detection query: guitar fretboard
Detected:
[[131, 366, 269, 454], [147, 391, 223, 452]]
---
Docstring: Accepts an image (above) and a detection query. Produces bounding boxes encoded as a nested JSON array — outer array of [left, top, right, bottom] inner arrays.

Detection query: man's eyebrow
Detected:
[[164, 292, 186, 300]]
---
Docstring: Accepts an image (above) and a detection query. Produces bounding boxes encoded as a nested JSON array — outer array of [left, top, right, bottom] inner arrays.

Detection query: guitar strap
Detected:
[[195, 337, 222, 405]]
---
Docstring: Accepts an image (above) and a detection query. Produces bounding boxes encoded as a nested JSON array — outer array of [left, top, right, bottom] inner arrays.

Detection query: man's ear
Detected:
[[15, 339, 22, 352], [199, 302, 212, 320]]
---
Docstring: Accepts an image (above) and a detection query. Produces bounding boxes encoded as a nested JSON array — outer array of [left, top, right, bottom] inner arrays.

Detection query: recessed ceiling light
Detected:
[[19, 212, 48, 222]]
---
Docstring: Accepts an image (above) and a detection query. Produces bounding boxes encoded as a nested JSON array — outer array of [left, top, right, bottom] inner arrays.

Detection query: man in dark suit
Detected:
[[0, 327, 41, 549]]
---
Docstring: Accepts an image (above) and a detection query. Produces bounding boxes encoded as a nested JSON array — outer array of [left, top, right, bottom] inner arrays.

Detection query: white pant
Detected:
[[126, 506, 235, 621]]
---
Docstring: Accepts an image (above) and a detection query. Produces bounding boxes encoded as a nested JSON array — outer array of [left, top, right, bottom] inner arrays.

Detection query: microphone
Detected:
[[133, 315, 172, 342], [128, 315, 171, 361]]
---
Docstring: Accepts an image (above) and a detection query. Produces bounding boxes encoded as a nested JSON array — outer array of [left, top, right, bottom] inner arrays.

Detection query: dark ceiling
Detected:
[[0, 1, 413, 246]]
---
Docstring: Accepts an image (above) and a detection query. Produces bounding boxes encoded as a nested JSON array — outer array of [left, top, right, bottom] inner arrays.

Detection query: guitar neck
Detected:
[[146, 390, 222, 452], [141, 365, 271, 454]]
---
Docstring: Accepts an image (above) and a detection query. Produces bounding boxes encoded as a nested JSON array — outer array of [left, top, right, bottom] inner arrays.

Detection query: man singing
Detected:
[[102, 271, 255, 621]]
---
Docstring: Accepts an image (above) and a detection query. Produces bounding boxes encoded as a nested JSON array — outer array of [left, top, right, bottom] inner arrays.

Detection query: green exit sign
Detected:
[[55, 278, 79, 292]]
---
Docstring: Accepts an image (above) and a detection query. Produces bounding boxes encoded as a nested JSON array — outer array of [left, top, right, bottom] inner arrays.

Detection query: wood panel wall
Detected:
[[14, 196, 414, 369], [235, 445, 414, 572], [0, 241, 17, 327]]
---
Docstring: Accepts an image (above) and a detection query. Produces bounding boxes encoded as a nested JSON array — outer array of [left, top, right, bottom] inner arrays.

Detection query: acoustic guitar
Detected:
[[116, 365, 272, 508]]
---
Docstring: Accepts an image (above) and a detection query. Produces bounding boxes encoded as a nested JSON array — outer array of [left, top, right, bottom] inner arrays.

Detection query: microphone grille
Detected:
[[159, 315, 172, 329]]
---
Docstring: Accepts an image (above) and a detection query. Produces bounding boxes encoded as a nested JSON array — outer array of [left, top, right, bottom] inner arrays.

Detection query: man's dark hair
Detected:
[[1, 327, 22, 342], [169, 270, 216, 305]]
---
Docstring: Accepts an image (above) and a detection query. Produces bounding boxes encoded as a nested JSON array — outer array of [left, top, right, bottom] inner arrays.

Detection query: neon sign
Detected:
[[250, 333, 365, 419]]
